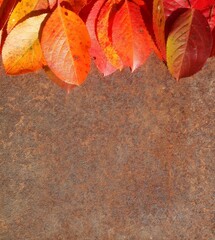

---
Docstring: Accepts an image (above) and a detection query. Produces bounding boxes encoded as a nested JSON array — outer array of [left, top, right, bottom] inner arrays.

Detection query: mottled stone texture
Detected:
[[0, 56, 214, 240]]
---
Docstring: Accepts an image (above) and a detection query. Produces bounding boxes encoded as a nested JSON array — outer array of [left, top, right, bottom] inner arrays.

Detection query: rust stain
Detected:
[[0, 56, 214, 239]]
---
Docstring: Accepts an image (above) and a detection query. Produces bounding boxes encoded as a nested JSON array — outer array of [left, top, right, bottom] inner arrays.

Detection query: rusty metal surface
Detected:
[[0, 56, 214, 240]]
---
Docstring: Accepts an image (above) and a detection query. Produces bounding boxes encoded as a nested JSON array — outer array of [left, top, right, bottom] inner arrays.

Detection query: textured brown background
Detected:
[[0, 55, 214, 240]]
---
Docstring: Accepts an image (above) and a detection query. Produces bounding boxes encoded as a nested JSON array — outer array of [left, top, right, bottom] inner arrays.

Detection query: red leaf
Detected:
[[41, 4, 91, 85], [201, 5, 215, 30], [155, 0, 214, 19], [191, 0, 215, 10], [167, 9, 212, 80], [82, 0, 116, 76], [210, 28, 215, 56], [162, 0, 190, 18], [157, 0, 215, 26], [152, 0, 192, 60], [69, 0, 88, 13], [96, 0, 123, 70], [112, 0, 154, 70], [132, 0, 144, 6]]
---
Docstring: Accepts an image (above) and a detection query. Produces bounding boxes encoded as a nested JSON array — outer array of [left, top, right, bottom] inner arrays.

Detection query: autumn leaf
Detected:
[[2, 13, 47, 75], [96, 0, 123, 70], [201, 5, 215, 30], [144, 0, 153, 12], [0, 0, 214, 88], [81, 0, 116, 76], [162, 0, 190, 18], [191, 0, 215, 10], [0, 0, 18, 52], [132, 0, 144, 6], [153, 0, 166, 59], [69, 0, 89, 13], [48, 0, 88, 13], [0, 0, 18, 30], [152, 0, 192, 60], [155, 0, 215, 18], [112, 0, 154, 70], [211, 28, 215, 56], [167, 9, 212, 80], [0, 29, 2, 46], [48, 0, 56, 9], [41, 4, 91, 85], [162, 1, 215, 44], [7, 0, 49, 32]]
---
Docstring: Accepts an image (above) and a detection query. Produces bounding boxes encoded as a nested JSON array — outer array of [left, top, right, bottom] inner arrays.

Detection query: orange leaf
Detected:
[[41, 4, 91, 85], [112, 0, 154, 71], [97, 0, 123, 70], [167, 9, 212, 80], [2, 13, 47, 75], [7, 0, 49, 32], [153, 0, 166, 59]]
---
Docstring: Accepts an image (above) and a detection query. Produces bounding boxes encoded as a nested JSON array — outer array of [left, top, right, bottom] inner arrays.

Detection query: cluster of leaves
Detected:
[[0, 0, 215, 91]]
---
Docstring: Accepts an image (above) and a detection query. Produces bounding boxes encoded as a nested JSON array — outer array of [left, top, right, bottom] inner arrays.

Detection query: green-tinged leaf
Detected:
[[167, 9, 212, 80]]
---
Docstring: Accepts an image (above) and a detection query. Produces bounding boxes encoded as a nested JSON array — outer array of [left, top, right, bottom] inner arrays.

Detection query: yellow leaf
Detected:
[[7, 0, 48, 32], [2, 14, 47, 75]]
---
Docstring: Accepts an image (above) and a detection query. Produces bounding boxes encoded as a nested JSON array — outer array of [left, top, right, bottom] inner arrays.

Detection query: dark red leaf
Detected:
[[167, 9, 212, 79]]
